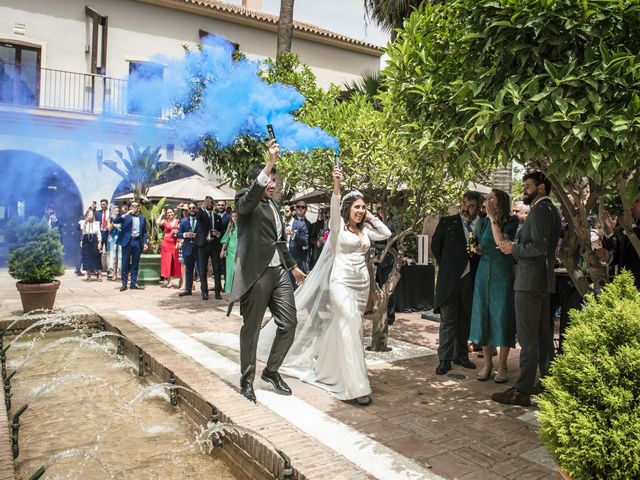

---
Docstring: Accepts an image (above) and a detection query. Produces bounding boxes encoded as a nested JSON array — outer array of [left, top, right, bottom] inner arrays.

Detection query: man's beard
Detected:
[[523, 190, 538, 206]]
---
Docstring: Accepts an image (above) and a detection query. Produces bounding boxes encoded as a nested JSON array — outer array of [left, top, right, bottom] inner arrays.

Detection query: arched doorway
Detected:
[[0, 150, 83, 266]]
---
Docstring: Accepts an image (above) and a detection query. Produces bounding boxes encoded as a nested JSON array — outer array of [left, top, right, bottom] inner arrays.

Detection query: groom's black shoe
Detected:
[[240, 382, 256, 403], [261, 369, 292, 395]]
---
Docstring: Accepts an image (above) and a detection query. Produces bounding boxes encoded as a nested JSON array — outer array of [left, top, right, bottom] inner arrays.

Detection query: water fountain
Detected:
[[1, 308, 294, 479]]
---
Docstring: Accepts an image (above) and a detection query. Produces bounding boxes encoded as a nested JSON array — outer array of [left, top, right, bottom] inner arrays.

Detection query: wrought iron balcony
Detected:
[[0, 64, 167, 119]]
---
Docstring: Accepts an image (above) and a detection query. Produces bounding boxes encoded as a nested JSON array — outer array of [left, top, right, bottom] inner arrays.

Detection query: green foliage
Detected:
[[7, 217, 65, 284], [140, 198, 167, 254], [384, 0, 640, 291], [104, 144, 171, 202], [385, 0, 640, 177], [538, 271, 640, 479]]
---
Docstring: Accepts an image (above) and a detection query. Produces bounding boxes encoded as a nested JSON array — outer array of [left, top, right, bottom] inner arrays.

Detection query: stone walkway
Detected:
[[0, 269, 562, 479]]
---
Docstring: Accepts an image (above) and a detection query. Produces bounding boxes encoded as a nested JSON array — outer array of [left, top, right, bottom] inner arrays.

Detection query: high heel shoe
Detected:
[[476, 362, 493, 381], [494, 366, 508, 384]]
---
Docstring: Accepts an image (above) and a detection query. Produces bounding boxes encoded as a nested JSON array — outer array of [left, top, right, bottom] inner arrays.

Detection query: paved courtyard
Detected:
[[0, 269, 562, 480]]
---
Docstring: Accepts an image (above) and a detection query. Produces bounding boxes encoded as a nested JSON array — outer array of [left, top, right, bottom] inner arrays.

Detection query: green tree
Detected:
[[383, 0, 640, 295]]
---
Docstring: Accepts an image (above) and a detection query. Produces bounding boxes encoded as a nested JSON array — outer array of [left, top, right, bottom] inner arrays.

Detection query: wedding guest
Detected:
[[470, 189, 518, 383], [432, 191, 483, 375], [494, 172, 561, 406], [79, 210, 102, 281], [107, 205, 122, 280], [157, 207, 182, 288], [220, 210, 238, 294]]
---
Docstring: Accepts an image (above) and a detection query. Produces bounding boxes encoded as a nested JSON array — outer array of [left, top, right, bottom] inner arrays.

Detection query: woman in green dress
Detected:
[[220, 210, 238, 294], [470, 189, 519, 383]]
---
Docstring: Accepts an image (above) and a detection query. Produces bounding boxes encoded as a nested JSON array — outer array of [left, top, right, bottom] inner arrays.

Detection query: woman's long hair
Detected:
[[492, 188, 511, 227], [340, 193, 365, 231], [227, 210, 237, 236]]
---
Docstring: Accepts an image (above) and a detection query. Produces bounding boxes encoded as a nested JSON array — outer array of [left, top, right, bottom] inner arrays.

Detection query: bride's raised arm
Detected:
[[329, 167, 343, 250]]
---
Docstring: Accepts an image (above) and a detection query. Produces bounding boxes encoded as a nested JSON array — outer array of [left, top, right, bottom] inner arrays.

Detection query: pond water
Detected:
[[6, 330, 249, 479]]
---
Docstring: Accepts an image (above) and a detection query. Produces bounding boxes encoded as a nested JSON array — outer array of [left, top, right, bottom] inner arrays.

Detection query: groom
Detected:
[[230, 140, 307, 403]]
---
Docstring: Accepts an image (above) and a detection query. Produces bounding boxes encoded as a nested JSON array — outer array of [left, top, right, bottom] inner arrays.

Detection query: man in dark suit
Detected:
[[602, 192, 640, 289], [177, 201, 200, 296], [283, 201, 309, 276], [432, 191, 483, 375], [114, 200, 149, 291], [293, 200, 312, 272], [494, 172, 561, 406], [230, 141, 306, 403], [194, 195, 224, 300]]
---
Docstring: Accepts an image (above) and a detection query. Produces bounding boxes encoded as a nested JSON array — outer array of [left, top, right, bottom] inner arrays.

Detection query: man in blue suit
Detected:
[[114, 200, 148, 291], [177, 201, 201, 296]]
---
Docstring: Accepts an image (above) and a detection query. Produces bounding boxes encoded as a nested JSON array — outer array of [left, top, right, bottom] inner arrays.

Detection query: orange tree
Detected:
[[383, 0, 640, 295]]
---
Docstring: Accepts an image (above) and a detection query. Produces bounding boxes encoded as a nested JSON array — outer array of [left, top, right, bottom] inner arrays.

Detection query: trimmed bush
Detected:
[[8, 217, 65, 284], [538, 271, 640, 480]]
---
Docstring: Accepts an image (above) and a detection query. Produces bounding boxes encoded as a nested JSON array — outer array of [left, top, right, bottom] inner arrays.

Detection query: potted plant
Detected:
[[537, 271, 640, 480], [7, 217, 65, 312], [136, 198, 167, 285]]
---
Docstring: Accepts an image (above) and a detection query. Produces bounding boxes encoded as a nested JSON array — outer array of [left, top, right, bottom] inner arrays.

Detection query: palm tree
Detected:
[[103, 144, 173, 202], [276, 0, 295, 61], [339, 70, 385, 109], [364, 0, 425, 40]]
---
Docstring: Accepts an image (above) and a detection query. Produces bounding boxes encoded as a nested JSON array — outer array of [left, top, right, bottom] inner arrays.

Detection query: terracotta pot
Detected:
[[16, 280, 60, 313]]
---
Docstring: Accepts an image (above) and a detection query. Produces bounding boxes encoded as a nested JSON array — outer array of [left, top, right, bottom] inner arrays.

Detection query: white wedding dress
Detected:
[[258, 192, 391, 400]]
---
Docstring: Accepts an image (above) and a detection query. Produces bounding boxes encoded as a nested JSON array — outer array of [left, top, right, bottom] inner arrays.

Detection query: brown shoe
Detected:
[[491, 387, 531, 407]]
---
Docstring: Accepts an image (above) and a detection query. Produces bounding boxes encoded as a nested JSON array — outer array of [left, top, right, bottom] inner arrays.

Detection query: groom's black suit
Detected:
[[230, 178, 298, 388]]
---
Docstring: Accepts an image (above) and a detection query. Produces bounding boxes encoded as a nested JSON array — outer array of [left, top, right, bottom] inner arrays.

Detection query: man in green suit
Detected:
[[229, 140, 307, 403], [493, 171, 561, 406]]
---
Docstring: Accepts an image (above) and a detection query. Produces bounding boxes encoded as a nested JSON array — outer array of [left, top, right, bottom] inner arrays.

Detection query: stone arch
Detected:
[[0, 150, 83, 266]]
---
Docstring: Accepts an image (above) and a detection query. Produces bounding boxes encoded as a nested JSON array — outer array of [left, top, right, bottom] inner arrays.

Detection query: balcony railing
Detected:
[[0, 64, 167, 119]]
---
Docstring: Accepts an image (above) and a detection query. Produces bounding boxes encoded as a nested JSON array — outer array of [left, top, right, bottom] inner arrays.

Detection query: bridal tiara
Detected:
[[341, 190, 363, 204]]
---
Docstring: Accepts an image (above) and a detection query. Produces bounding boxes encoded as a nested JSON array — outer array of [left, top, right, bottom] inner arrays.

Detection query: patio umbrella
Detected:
[[116, 175, 235, 201], [291, 188, 331, 204]]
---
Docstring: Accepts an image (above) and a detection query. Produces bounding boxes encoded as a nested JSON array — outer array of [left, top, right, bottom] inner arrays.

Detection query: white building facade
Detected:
[[0, 0, 383, 260]]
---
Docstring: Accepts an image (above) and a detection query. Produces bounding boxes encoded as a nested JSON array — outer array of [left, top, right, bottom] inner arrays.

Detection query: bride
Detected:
[[259, 166, 391, 404]]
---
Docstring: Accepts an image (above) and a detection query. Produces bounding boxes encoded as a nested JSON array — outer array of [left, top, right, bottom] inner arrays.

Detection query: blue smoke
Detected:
[[122, 34, 339, 153]]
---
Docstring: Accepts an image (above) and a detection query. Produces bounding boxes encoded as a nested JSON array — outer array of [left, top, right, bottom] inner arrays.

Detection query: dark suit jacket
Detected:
[[114, 213, 148, 247], [512, 197, 561, 293], [603, 223, 640, 289], [194, 208, 223, 248], [432, 214, 480, 311], [177, 216, 199, 257], [288, 216, 309, 267], [220, 212, 231, 236], [229, 181, 296, 303]]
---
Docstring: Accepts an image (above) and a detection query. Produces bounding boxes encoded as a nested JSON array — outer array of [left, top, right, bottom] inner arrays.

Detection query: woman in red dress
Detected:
[[157, 207, 182, 287]]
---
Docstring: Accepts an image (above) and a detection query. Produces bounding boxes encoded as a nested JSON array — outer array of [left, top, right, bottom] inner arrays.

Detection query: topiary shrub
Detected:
[[8, 217, 65, 284], [538, 271, 640, 480]]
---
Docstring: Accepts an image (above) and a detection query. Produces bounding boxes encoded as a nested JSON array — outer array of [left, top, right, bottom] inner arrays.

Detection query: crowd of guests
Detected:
[[432, 172, 640, 407], [67, 194, 358, 300]]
